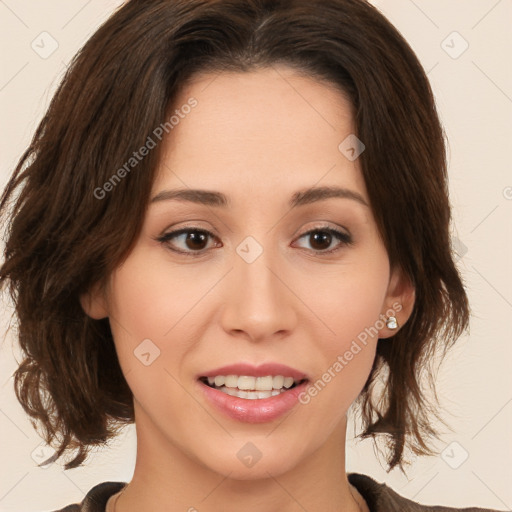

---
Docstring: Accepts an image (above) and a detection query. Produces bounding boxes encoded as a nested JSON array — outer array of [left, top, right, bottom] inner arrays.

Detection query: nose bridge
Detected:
[[220, 234, 296, 340]]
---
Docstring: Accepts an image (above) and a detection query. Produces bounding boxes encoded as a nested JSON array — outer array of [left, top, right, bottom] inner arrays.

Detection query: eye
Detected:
[[156, 228, 220, 256], [156, 225, 353, 257], [293, 226, 353, 254]]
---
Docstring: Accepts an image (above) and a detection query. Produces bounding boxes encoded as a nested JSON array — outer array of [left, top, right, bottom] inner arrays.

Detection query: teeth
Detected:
[[225, 375, 238, 388], [273, 375, 284, 389], [218, 386, 285, 399], [205, 375, 299, 391]]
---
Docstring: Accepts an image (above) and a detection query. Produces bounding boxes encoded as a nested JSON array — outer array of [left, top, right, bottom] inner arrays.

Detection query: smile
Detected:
[[199, 375, 307, 400]]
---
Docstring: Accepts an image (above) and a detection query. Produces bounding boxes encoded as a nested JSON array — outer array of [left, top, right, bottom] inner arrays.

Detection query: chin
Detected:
[[199, 442, 304, 481], [209, 459, 292, 481]]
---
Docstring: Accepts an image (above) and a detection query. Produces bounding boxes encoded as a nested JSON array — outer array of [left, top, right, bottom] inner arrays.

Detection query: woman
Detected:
[[0, 1, 504, 511]]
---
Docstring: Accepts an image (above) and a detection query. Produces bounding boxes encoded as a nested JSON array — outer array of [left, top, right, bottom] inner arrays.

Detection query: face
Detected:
[[84, 65, 413, 480]]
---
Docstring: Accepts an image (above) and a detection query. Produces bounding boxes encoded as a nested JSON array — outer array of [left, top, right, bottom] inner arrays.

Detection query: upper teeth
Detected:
[[207, 375, 298, 390]]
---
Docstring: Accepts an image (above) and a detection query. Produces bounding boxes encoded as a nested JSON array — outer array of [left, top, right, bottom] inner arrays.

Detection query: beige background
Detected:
[[1, 1, 511, 511]]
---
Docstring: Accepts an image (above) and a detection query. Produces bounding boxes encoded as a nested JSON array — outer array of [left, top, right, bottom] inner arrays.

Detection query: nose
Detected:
[[219, 243, 297, 342]]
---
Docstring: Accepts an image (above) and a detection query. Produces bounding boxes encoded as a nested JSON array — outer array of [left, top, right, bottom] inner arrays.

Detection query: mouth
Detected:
[[198, 375, 309, 400], [196, 368, 311, 422]]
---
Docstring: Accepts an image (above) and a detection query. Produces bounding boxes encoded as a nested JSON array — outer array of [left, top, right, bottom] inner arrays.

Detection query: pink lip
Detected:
[[197, 362, 308, 381], [197, 379, 309, 423]]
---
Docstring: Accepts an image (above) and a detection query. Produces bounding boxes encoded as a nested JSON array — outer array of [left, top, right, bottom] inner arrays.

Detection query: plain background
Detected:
[[0, 1, 511, 511]]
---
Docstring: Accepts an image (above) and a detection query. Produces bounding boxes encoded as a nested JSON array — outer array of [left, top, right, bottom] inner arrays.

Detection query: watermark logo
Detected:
[[237, 442, 263, 468], [31, 31, 59, 59], [441, 31, 469, 59], [93, 97, 198, 200], [451, 236, 468, 262], [236, 236, 264, 264], [298, 301, 402, 405], [338, 134, 365, 161], [441, 441, 469, 469], [134, 338, 161, 366], [30, 441, 57, 468]]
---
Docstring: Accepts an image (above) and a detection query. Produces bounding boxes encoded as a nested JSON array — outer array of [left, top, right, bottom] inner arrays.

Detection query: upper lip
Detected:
[[198, 363, 309, 381]]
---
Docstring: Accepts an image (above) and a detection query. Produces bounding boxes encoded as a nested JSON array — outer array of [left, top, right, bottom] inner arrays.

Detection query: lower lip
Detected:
[[197, 379, 309, 423]]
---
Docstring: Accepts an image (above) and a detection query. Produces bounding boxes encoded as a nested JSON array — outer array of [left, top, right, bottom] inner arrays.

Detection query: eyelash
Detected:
[[156, 225, 353, 257]]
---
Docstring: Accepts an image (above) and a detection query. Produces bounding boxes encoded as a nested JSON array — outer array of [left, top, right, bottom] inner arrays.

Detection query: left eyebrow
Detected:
[[150, 188, 229, 207], [150, 185, 369, 208]]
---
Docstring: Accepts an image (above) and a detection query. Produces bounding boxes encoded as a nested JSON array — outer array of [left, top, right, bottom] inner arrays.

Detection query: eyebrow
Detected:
[[150, 185, 369, 208]]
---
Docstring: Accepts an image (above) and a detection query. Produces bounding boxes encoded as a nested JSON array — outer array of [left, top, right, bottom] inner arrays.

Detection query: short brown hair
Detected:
[[0, 0, 469, 470]]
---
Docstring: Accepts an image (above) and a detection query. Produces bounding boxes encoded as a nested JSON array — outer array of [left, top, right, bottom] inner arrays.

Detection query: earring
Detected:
[[386, 316, 398, 330]]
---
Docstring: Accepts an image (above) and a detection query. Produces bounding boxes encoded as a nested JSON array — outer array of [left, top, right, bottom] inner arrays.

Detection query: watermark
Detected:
[[451, 236, 468, 262], [503, 186, 512, 200], [237, 441, 263, 468], [30, 441, 57, 468], [133, 338, 161, 366], [338, 134, 365, 161], [31, 31, 59, 59], [298, 301, 402, 405], [93, 97, 198, 200], [236, 236, 264, 264], [441, 441, 469, 469], [441, 31, 469, 60]]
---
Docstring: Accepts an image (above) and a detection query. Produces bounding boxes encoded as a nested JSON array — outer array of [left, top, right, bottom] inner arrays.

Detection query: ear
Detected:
[[79, 281, 109, 320], [378, 265, 415, 339]]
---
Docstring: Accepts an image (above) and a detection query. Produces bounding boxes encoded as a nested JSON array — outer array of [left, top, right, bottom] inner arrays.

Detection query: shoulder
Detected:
[[50, 481, 127, 512], [47, 475, 505, 511], [348, 473, 504, 512]]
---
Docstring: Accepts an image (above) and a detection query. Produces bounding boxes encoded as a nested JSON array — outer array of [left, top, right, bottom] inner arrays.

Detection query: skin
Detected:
[[82, 65, 415, 512]]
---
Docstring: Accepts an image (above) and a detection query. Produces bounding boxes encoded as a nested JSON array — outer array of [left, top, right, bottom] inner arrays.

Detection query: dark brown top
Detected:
[[51, 473, 503, 511]]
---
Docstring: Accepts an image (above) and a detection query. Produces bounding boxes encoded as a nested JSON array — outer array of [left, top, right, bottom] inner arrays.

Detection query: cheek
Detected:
[[292, 249, 389, 419], [105, 256, 192, 425], [297, 249, 389, 350], [105, 247, 220, 406], [107, 247, 215, 345], [295, 290, 382, 437]]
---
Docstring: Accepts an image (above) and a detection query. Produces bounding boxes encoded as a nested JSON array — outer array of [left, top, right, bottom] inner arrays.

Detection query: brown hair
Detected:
[[0, 0, 469, 470]]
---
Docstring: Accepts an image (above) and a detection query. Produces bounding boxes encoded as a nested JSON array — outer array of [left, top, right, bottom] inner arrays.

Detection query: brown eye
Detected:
[[309, 231, 334, 251], [157, 228, 219, 255], [182, 231, 209, 251], [156, 225, 352, 257], [294, 227, 353, 254]]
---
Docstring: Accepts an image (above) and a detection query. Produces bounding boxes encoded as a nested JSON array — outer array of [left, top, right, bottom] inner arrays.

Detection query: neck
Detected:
[[115, 402, 367, 512]]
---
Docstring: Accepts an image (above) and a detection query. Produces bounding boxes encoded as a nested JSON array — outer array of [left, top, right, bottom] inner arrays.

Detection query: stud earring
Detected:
[[386, 316, 398, 330]]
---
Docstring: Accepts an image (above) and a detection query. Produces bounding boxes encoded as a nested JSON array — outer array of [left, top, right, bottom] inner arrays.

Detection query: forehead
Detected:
[[154, 65, 367, 205]]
